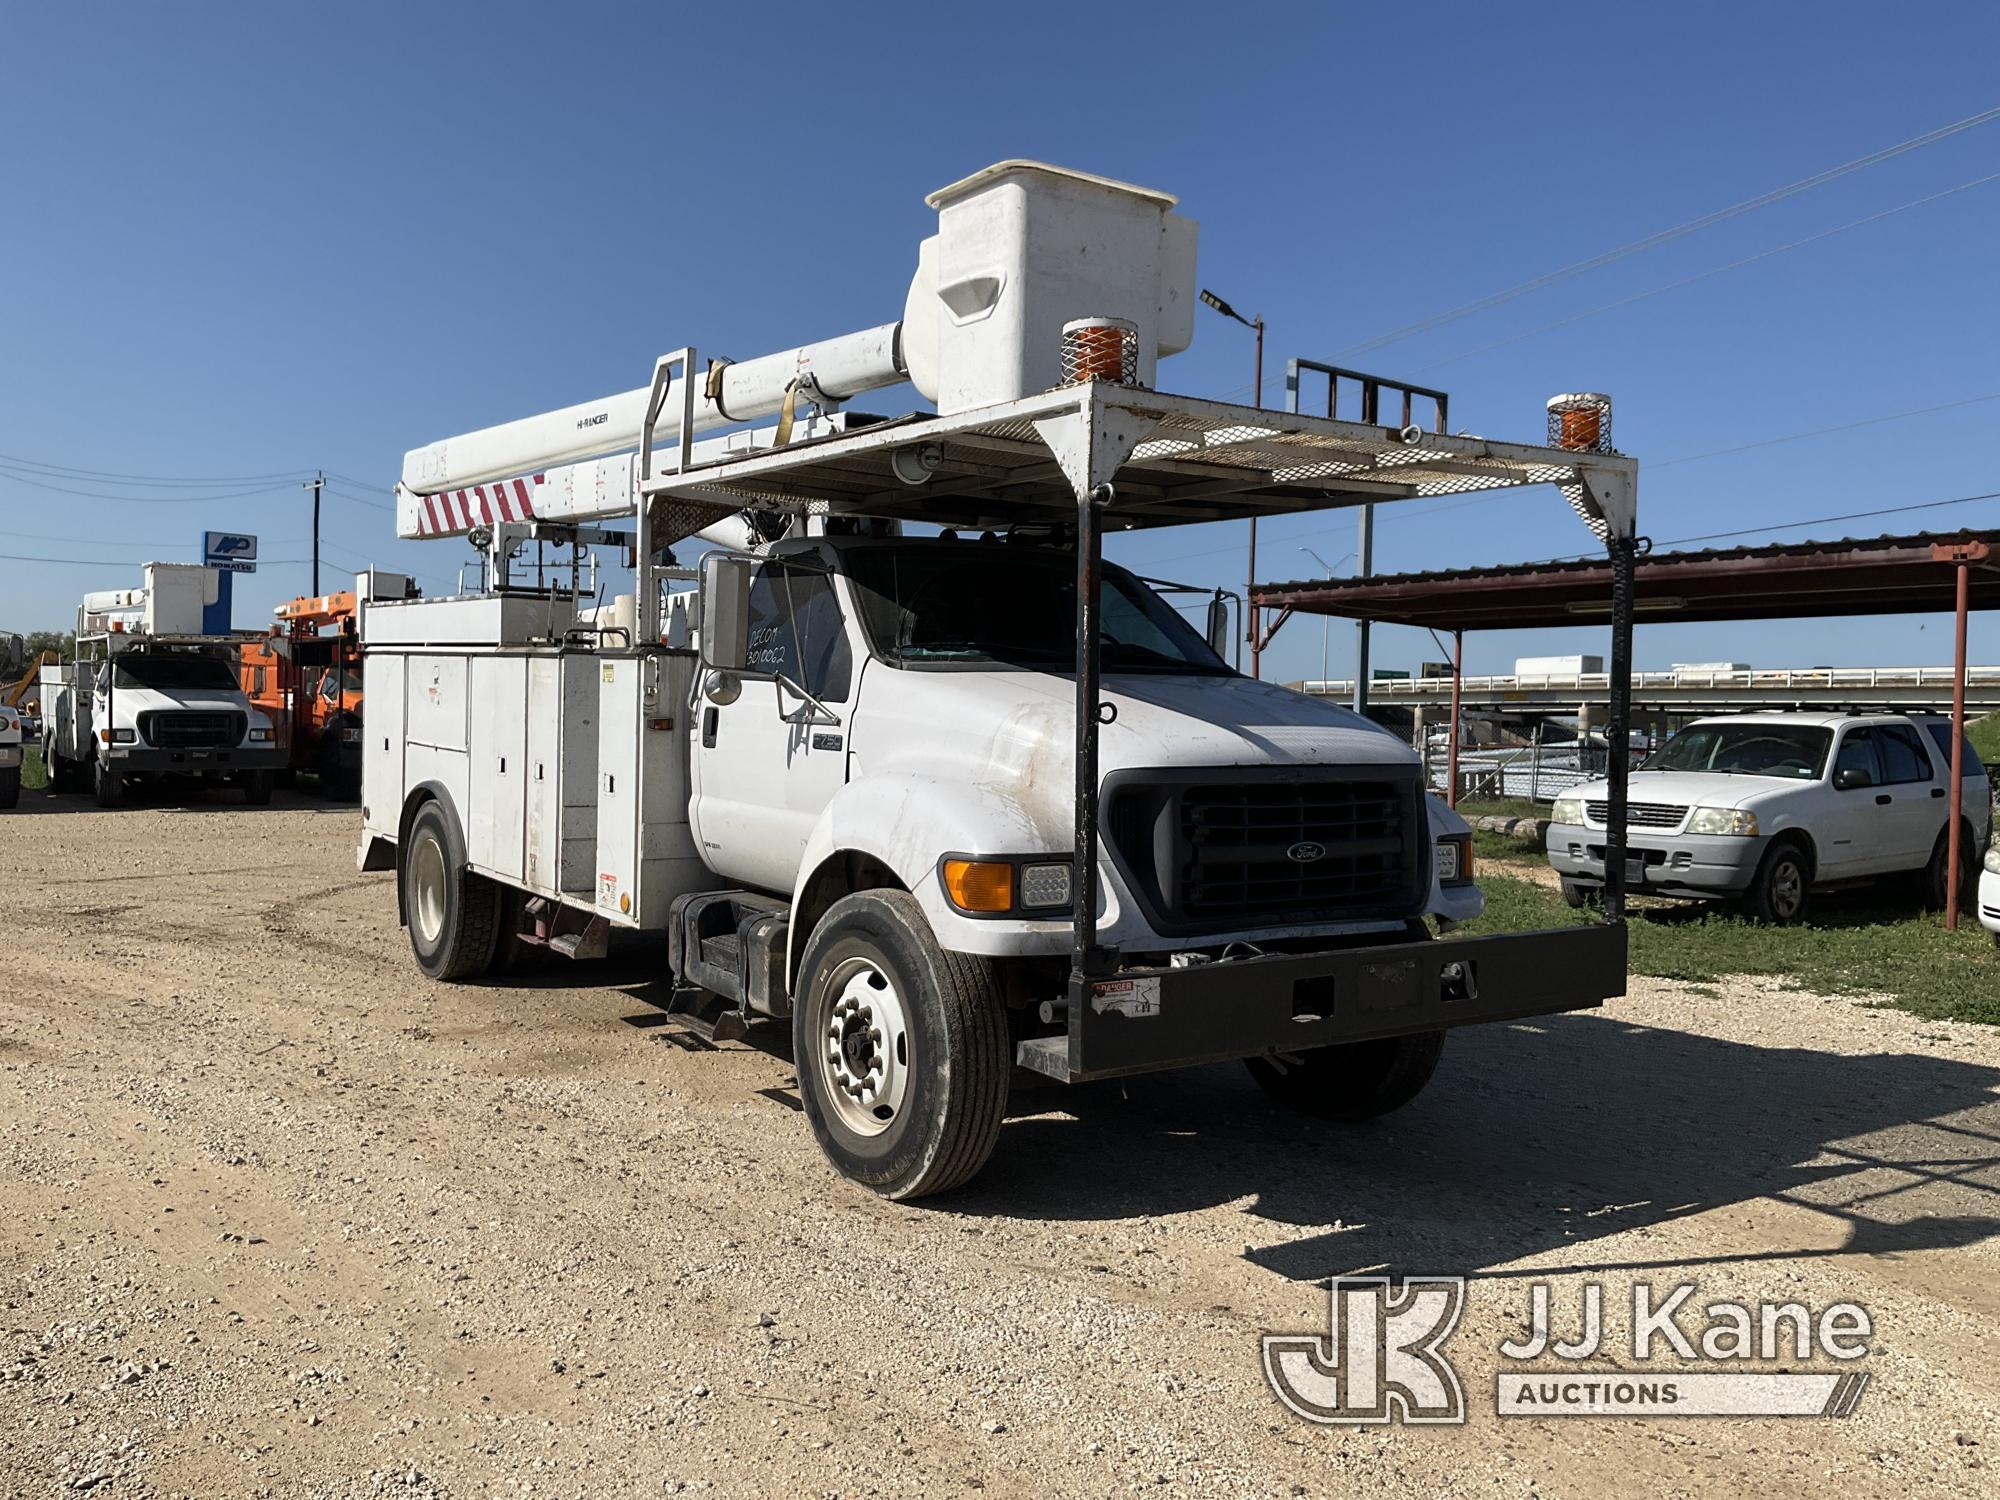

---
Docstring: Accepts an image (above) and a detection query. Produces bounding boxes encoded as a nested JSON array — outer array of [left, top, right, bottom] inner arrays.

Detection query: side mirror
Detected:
[[1204, 595, 1231, 659], [699, 553, 752, 673], [1834, 766, 1873, 791]]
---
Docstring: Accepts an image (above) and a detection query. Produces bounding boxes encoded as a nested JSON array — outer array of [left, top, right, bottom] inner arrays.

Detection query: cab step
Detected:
[[667, 890, 792, 1025]]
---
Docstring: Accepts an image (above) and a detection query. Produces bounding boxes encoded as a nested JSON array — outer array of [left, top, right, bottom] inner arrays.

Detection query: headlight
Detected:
[[1552, 795, 1587, 826], [941, 857, 1073, 915], [1985, 845, 2000, 876], [340, 726, 364, 743], [1687, 806, 1759, 836], [101, 727, 136, 744], [1435, 834, 1474, 886], [1019, 861, 1073, 910], [248, 727, 274, 744]]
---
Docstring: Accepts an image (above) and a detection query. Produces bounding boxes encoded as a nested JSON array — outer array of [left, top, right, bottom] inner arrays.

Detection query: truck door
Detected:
[[1875, 722, 1948, 865], [690, 558, 858, 896], [1823, 727, 1889, 875]]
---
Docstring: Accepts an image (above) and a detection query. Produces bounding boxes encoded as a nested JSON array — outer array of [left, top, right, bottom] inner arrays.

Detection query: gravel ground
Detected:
[[3, 792, 1996, 1497]]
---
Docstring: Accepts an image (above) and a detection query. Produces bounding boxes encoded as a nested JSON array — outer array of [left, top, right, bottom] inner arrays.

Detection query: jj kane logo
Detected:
[[1266, 1278, 1872, 1425]]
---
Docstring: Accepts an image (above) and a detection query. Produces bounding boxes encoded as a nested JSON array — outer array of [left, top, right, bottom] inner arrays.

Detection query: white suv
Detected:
[[1547, 711, 1991, 923]]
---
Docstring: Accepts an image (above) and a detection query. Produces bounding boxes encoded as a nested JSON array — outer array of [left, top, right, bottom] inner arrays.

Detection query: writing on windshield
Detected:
[[844, 543, 1231, 675]]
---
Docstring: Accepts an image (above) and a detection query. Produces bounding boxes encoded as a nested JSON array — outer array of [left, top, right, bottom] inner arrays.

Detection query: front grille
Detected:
[[1105, 770, 1424, 932], [139, 710, 245, 750], [1585, 799, 1686, 829]]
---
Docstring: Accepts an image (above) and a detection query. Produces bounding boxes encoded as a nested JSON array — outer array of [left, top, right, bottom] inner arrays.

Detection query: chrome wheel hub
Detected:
[[818, 959, 911, 1138]]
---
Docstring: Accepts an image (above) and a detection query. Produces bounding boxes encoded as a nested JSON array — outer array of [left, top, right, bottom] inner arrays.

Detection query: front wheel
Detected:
[[1245, 1031, 1445, 1121], [93, 758, 125, 809], [401, 799, 500, 981], [792, 890, 1010, 1201], [0, 765, 18, 809], [240, 770, 274, 806], [1740, 842, 1809, 925], [1560, 879, 1592, 910]]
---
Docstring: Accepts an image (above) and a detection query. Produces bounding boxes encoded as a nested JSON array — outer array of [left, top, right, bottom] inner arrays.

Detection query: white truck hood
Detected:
[[99, 684, 258, 721], [856, 664, 1414, 820], [1570, 769, 1802, 813]]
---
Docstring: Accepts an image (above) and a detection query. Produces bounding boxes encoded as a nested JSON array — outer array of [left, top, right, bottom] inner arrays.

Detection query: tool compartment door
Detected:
[[362, 653, 405, 829], [467, 655, 527, 882]]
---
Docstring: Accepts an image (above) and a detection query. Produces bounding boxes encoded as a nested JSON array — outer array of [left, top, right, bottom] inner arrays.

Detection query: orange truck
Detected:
[[241, 574, 416, 800]]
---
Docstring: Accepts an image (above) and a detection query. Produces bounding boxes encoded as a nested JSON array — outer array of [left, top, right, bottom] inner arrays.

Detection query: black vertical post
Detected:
[[1068, 482, 1109, 1018], [309, 471, 324, 597], [1602, 533, 1637, 919]]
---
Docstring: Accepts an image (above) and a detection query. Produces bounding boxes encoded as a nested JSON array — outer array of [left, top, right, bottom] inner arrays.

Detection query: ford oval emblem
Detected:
[[1287, 840, 1327, 864]]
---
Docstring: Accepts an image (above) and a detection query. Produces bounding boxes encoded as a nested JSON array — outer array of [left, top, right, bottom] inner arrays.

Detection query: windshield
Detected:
[[1645, 723, 1832, 780], [319, 667, 362, 701], [842, 543, 1232, 675], [104, 653, 239, 693]]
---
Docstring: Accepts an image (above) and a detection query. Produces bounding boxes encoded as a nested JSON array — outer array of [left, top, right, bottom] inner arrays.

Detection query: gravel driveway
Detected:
[[3, 794, 1995, 1496]]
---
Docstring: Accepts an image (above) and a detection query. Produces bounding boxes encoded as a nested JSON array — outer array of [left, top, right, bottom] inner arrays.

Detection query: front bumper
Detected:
[[1979, 866, 2000, 937], [1016, 922, 1627, 1082], [1546, 821, 1765, 898], [105, 745, 288, 775], [0, 743, 21, 770]]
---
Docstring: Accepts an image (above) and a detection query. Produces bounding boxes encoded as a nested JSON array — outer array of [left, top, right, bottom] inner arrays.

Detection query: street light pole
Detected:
[[304, 471, 324, 596], [1201, 289, 1266, 677], [1300, 546, 1353, 693]]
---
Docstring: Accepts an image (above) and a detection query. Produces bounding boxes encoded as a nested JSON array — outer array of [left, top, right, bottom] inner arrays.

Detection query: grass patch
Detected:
[[23, 744, 47, 790], [1971, 712, 2000, 768], [1449, 872, 2000, 1025], [1455, 795, 1550, 821], [1473, 825, 1543, 864]]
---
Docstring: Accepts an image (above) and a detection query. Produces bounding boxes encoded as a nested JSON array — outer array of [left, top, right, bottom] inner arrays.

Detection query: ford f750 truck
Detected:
[[359, 161, 1642, 1198], [41, 564, 284, 807]]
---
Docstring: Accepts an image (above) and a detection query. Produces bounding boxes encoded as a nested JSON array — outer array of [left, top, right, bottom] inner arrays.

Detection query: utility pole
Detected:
[[305, 471, 324, 595], [1199, 290, 1265, 676]]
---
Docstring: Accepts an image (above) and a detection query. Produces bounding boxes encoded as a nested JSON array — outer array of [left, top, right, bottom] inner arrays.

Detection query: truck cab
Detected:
[[44, 642, 284, 807], [690, 535, 1483, 959]]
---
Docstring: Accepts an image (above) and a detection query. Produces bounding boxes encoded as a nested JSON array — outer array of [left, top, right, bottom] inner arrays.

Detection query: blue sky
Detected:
[[3, 1, 1997, 685]]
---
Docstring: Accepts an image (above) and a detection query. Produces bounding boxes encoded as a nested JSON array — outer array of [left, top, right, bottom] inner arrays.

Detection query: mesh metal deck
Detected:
[[642, 384, 1633, 544]]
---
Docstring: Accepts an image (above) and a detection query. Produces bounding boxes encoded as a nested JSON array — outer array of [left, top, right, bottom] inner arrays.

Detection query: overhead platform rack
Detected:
[[637, 380, 1637, 540]]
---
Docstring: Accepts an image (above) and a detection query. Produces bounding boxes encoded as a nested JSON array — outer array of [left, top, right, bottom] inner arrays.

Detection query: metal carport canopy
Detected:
[[1251, 530, 2000, 629], [1250, 527, 1996, 928]]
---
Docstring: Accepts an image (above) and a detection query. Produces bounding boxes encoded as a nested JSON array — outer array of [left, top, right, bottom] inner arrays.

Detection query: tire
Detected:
[[1560, 879, 1591, 910], [401, 799, 500, 981], [93, 758, 125, 809], [321, 763, 360, 803], [1741, 840, 1809, 925], [1245, 1031, 1446, 1121], [1917, 826, 1973, 913], [792, 890, 1010, 1201], [241, 770, 274, 806], [0, 766, 18, 810]]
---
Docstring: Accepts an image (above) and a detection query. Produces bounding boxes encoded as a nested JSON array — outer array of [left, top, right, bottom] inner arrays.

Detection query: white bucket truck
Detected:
[[360, 162, 1643, 1198], [41, 563, 284, 807]]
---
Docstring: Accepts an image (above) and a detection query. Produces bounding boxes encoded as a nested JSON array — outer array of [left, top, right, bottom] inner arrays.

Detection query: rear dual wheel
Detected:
[[402, 800, 500, 981]]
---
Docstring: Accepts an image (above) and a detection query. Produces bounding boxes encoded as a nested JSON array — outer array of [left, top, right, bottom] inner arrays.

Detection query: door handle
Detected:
[[701, 706, 718, 749], [1875, 794, 1892, 805], [1931, 786, 1946, 798]]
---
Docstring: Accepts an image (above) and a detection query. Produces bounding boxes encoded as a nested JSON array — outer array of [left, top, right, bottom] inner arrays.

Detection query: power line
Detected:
[[1408, 169, 2000, 374], [0, 465, 298, 505], [1332, 103, 2000, 360], [0, 450, 310, 485], [1651, 490, 2000, 550], [1651, 392, 2000, 470]]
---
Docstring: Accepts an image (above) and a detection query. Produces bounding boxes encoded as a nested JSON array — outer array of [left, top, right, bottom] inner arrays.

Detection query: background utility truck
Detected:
[[240, 573, 417, 801], [360, 160, 1642, 1199], [41, 564, 285, 807]]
